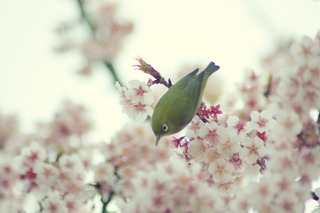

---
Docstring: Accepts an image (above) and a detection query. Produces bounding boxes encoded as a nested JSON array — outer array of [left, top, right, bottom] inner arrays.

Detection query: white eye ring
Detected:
[[162, 124, 168, 132]]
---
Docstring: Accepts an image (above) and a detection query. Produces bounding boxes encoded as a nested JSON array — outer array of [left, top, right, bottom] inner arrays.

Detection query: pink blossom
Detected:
[[171, 136, 185, 149], [20, 143, 47, 166], [55, 1, 133, 75], [34, 162, 59, 192], [242, 136, 266, 164], [257, 131, 268, 143], [19, 167, 38, 192], [210, 104, 223, 120], [226, 115, 249, 139], [185, 116, 204, 139], [127, 80, 155, 105], [197, 104, 222, 121], [42, 193, 68, 213], [59, 154, 84, 177], [188, 139, 207, 162], [94, 163, 115, 182], [297, 148, 320, 179], [291, 35, 320, 66], [189, 186, 219, 212], [274, 193, 304, 212], [216, 133, 241, 158], [247, 109, 277, 132], [199, 122, 226, 146], [268, 150, 299, 177], [116, 81, 154, 122], [208, 158, 234, 183], [204, 147, 221, 163], [250, 175, 277, 210], [229, 188, 252, 213], [0, 112, 18, 148], [275, 110, 303, 141]]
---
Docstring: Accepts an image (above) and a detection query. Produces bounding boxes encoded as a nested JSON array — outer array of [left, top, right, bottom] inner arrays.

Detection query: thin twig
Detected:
[[104, 61, 123, 86], [101, 191, 115, 213], [74, 0, 123, 85], [264, 74, 273, 97], [134, 57, 172, 88], [75, 0, 95, 33]]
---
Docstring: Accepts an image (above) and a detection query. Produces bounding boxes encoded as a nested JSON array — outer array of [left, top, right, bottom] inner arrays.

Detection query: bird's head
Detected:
[[153, 122, 171, 145]]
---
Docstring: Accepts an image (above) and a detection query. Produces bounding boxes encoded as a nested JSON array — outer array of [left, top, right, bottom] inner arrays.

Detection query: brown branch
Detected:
[[264, 74, 273, 97], [75, 0, 123, 86], [134, 57, 172, 88]]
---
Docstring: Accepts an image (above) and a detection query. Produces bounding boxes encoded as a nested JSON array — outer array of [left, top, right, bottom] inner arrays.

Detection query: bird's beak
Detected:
[[156, 135, 162, 146]]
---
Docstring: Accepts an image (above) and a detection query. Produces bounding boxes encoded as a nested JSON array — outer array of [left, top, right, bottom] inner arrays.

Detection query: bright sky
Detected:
[[0, 0, 319, 138], [0, 0, 320, 211]]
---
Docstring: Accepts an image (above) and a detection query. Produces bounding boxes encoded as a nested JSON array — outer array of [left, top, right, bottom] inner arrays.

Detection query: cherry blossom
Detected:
[[275, 110, 303, 141], [116, 80, 155, 122], [20, 142, 47, 166], [54, 1, 133, 76], [94, 163, 115, 183], [42, 193, 68, 213], [247, 109, 277, 132], [2, 12, 320, 212], [216, 133, 241, 158], [198, 122, 226, 146], [185, 116, 204, 139], [242, 136, 267, 164], [291, 35, 320, 66], [188, 138, 208, 162], [59, 153, 85, 176], [226, 115, 249, 139], [208, 158, 234, 183]]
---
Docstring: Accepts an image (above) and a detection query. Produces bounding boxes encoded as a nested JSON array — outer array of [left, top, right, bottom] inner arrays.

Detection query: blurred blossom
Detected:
[[188, 138, 207, 162], [0, 112, 19, 148], [54, 0, 133, 76], [118, 158, 224, 213], [291, 35, 320, 66], [34, 100, 92, 153]]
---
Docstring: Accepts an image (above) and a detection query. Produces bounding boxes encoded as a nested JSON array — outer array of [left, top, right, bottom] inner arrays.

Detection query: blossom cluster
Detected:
[[0, 104, 171, 213], [116, 80, 155, 122], [115, 30, 320, 212], [1, 9, 320, 211], [54, 0, 133, 75], [0, 101, 96, 213], [96, 123, 173, 204]]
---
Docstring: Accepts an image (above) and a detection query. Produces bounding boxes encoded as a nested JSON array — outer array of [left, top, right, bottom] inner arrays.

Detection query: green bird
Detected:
[[151, 61, 220, 145]]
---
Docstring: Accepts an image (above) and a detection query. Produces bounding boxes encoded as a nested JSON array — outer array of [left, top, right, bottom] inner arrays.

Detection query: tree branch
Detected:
[[74, 0, 123, 85], [134, 57, 172, 88]]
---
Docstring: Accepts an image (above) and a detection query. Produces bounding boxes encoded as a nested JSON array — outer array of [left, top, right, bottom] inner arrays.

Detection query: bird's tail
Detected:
[[204, 61, 220, 78], [196, 61, 220, 98]]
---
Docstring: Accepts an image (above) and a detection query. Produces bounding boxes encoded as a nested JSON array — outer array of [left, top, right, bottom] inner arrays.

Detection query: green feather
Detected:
[[151, 61, 220, 144]]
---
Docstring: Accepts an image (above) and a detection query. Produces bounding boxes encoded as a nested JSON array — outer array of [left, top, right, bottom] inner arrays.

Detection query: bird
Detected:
[[151, 61, 220, 145]]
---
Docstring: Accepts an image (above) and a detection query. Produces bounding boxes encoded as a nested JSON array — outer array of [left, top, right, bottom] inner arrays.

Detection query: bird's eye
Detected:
[[162, 124, 169, 132]]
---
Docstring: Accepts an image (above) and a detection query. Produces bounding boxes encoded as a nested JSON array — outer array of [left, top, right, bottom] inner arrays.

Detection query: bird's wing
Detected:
[[186, 71, 206, 112], [164, 72, 204, 129]]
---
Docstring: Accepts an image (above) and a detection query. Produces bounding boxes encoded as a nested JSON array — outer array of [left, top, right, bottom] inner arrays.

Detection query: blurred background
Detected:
[[0, 0, 319, 141]]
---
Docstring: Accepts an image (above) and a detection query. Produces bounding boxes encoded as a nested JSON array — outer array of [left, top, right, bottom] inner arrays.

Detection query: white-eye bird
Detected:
[[151, 61, 220, 145]]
